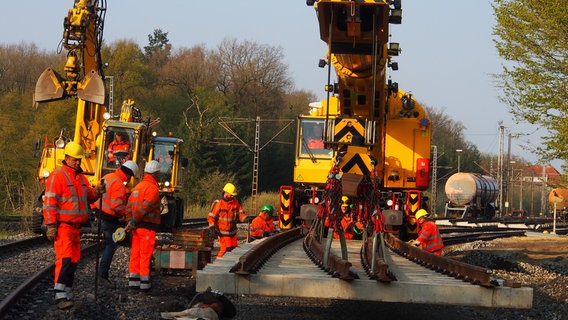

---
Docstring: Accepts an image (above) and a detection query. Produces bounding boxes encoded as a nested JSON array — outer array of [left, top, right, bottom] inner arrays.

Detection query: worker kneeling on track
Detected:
[[249, 204, 276, 241], [408, 209, 444, 256]]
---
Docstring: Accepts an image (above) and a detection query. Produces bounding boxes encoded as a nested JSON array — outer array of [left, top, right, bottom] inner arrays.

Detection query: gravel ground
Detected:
[[4, 233, 568, 320]]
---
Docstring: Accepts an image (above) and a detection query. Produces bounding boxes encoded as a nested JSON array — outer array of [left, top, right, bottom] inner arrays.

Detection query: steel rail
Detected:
[[303, 233, 359, 280], [0, 242, 99, 317], [0, 236, 47, 254], [441, 230, 527, 246], [230, 228, 303, 274], [384, 232, 496, 286], [360, 235, 394, 282]]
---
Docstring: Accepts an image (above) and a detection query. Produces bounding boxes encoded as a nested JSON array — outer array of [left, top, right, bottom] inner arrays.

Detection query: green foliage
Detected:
[[0, 34, 503, 220], [492, 0, 568, 167], [144, 29, 172, 67], [423, 104, 485, 214], [193, 170, 237, 207], [184, 191, 280, 220]]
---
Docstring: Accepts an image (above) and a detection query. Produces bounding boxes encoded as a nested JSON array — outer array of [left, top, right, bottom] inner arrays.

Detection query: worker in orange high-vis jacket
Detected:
[[91, 160, 139, 289], [125, 160, 161, 292], [250, 204, 275, 240], [43, 142, 103, 310], [409, 209, 444, 256], [207, 183, 251, 258]]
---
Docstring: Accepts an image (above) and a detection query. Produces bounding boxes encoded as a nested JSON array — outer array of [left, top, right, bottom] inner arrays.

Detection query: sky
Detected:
[[2, 0, 560, 169]]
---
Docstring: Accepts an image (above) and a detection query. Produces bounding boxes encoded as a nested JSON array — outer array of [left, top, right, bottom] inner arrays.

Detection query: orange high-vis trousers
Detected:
[[53, 223, 81, 301], [129, 228, 156, 278], [217, 235, 238, 257]]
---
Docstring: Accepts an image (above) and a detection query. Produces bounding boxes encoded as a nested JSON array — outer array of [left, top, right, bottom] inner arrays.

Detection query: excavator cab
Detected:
[[102, 129, 134, 174], [149, 136, 188, 232]]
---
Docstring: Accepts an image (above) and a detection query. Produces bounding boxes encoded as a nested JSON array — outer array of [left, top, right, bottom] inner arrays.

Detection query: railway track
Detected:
[[1, 219, 535, 317], [198, 224, 533, 308], [0, 235, 101, 318], [231, 228, 505, 286]]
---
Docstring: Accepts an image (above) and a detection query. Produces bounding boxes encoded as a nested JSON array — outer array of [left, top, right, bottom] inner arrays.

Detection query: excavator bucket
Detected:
[[34, 68, 65, 103], [77, 70, 105, 105]]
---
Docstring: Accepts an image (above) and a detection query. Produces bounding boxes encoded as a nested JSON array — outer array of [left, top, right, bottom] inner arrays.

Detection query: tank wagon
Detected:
[[444, 172, 499, 219]]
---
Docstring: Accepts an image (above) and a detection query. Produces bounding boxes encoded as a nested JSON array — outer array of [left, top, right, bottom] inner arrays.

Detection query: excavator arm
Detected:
[[34, 0, 108, 180], [35, 0, 106, 104]]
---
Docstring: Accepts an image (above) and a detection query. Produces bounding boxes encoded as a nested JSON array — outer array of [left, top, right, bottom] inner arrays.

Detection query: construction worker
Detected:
[[250, 204, 275, 240], [92, 160, 139, 288], [126, 160, 161, 292], [43, 141, 103, 309], [306, 122, 324, 149], [333, 196, 362, 240], [409, 209, 444, 256], [161, 288, 237, 319], [107, 131, 131, 165], [207, 183, 251, 258]]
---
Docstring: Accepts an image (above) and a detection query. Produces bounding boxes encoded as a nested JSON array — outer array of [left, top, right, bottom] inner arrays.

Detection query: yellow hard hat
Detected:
[[415, 209, 429, 220], [64, 142, 84, 159], [341, 196, 351, 207], [223, 183, 237, 196]]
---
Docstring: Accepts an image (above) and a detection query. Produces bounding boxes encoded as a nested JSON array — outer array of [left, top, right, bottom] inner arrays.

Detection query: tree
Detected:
[[0, 43, 59, 94], [144, 29, 172, 67], [492, 0, 568, 168], [424, 105, 483, 213], [213, 38, 292, 119], [101, 40, 154, 104]]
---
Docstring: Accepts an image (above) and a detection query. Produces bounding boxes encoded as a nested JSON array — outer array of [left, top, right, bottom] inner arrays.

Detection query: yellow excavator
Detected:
[[31, 0, 185, 234], [279, 0, 431, 242]]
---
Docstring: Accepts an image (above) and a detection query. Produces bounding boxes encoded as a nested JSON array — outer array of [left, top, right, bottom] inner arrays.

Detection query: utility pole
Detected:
[[251, 117, 260, 214], [216, 117, 295, 214], [506, 132, 512, 215], [456, 149, 462, 173], [541, 164, 547, 216], [430, 145, 437, 215], [107, 76, 114, 117], [497, 124, 505, 217]]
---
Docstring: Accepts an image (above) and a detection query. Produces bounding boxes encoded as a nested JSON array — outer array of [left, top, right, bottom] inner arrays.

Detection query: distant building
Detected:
[[512, 164, 561, 216]]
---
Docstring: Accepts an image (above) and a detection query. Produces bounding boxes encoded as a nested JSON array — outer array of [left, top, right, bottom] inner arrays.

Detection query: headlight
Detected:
[[55, 139, 65, 148], [164, 181, 170, 187], [42, 170, 51, 178]]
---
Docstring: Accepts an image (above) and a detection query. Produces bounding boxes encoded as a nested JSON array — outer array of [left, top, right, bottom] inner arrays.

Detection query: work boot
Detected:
[[56, 299, 74, 310], [98, 276, 116, 289]]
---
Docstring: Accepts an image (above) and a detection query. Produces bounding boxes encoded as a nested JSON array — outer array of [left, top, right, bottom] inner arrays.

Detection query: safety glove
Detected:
[[126, 219, 137, 231], [46, 224, 57, 242], [208, 225, 220, 237], [95, 182, 106, 196], [408, 239, 421, 247]]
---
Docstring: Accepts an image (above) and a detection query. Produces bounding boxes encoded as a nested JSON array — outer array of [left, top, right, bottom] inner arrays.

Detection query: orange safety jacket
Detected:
[[250, 212, 275, 238], [43, 164, 98, 225], [92, 169, 129, 220], [108, 140, 131, 162], [126, 173, 161, 231], [207, 198, 247, 237], [307, 139, 324, 149], [416, 219, 444, 254]]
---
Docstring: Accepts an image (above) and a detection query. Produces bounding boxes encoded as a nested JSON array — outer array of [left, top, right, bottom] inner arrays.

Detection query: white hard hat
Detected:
[[121, 160, 139, 176], [144, 160, 161, 173]]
